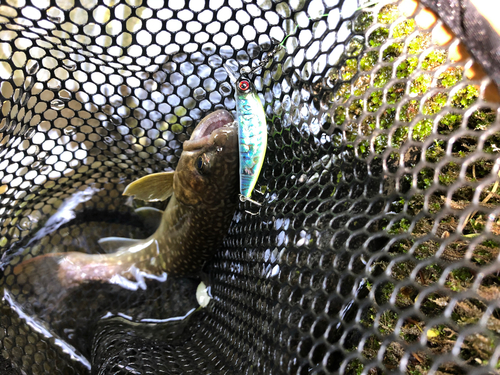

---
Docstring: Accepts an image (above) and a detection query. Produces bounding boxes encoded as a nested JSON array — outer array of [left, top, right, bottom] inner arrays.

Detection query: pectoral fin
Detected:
[[98, 237, 141, 252], [123, 172, 174, 202], [135, 207, 164, 232]]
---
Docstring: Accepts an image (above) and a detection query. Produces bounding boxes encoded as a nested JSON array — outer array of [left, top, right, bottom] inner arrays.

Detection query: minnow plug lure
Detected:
[[223, 44, 284, 208], [224, 64, 268, 207]]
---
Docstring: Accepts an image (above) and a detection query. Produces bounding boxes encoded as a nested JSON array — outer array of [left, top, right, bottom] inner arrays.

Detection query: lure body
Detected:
[[234, 77, 267, 198]]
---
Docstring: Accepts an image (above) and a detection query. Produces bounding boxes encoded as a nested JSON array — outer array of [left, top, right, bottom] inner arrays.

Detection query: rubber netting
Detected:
[[1, 0, 500, 374]]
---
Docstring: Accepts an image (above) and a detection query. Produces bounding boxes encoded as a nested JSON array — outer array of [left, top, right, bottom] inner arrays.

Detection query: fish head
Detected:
[[174, 109, 239, 206]]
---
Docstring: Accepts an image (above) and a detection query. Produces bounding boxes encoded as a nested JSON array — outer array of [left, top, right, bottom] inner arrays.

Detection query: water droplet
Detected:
[[104, 136, 113, 145], [64, 126, 76, 136], [51, 99, 64, 110]]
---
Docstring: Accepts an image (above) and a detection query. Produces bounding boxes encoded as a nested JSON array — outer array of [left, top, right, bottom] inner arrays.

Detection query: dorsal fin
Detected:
[[123, 172, 174, 202], [98, 237, 141, 252]]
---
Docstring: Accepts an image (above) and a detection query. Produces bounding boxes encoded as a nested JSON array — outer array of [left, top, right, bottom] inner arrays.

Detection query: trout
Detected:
[[15, 109, 239, 289]]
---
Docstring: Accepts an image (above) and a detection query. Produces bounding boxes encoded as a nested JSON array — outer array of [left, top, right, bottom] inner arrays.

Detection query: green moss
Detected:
[[346, 36, 364, 57], [360, 51, 378, 71], [438, 67, 463, 88], [378, 4, 399, 24], [387, 83, 405, 104], [412, 119, 433, 142], [452, 85, 479, 109], [334, 106, 346, 125], [423, 93, 448, 115], [417, 168, 434, 190], [439, 113, 462, 133], [367, 90, 383, 112], [374, 134, 388, 153], [468, 108, 495, 130], [345, 359, 364, 375], [358, 140, 370, 156], [369, 27, 389, 47], [362, 116, 376, 133], [410, 74, 432, 95], [392, 126, 409, 147], [392, 19, 416, 38], [382, 42, 404, 62], [353, 75, 370, 96], [380, 107, 396, 129], [345, 121, 358, 142], [389, 218, 411, 234], [408, 33, 430, 54], [348, 99, 363, 119], [400, 100, 419, 122], [425, 140, 445, 163], [341, 58, 358, 80], [453, 267, 473, 281], [422, 50, 446, 70], [335, 82, 351, 102], [396, 57, 418, 78], [374, 66, 392, 87], [354, 11, 374, 32]]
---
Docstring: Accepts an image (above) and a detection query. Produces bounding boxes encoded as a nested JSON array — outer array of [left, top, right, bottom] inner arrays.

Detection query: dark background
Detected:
[[0, 355, 16, 374]]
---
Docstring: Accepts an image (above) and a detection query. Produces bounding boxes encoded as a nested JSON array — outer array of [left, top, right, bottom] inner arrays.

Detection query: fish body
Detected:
[[234, 76, 267, 198], [16, 110, 239, 288]]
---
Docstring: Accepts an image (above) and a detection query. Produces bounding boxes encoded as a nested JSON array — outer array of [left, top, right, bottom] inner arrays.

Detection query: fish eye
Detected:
[[196, 156, 203, 171], [238, 79, 250, 91]]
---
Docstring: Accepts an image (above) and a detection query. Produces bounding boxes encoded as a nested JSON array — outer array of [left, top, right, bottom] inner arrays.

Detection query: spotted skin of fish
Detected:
[[235, 77, 267, 199], [15, 109, 239, 287]]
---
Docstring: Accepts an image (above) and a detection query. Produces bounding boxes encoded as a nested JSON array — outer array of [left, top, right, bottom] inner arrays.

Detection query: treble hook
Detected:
[[240, 194, 262, 216]]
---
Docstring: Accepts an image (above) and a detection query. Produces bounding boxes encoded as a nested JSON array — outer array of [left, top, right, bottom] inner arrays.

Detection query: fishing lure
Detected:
[[235, 74, 267, 203], [224, 44, 283, 206]]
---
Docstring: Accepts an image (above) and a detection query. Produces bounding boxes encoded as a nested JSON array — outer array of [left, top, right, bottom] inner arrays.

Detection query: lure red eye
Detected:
[[238, 80, 250, 91]]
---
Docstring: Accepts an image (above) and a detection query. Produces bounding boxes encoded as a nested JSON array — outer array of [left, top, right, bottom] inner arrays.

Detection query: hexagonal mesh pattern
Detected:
[[1, 0, 500, 374]]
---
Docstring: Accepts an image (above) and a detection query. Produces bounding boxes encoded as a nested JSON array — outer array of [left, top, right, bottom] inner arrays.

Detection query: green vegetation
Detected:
[[393, 19, 416, 38], [341, 59, 358, 80], [378, 4, 399, 24], [382, 42, 403, 61], [332, 6, 500, 373], [369, 27, 389, 47], [374, 66, 392, 87], [360, 51, 378, 71], [396, 57, 418, 78], [452, 85, 479, 108], [410, 74, 431, 94]]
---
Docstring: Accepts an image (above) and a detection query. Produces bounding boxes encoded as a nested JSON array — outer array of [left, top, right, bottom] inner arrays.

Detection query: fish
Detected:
[[227, 68, 267, 202], [13, 109, 239, 289]]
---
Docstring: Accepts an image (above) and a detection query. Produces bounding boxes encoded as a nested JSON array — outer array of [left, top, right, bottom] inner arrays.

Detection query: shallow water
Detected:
[[0, 188, 202, 373]]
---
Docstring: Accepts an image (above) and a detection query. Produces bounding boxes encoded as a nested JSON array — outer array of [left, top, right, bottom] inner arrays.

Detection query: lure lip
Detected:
[[183, 110, 235, 151]]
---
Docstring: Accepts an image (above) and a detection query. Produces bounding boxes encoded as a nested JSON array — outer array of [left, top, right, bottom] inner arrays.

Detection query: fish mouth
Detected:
[[183, 110, 235, 151]]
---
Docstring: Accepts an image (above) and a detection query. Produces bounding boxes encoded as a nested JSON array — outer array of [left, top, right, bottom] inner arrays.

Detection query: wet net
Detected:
[[1, 0, 500, 374]]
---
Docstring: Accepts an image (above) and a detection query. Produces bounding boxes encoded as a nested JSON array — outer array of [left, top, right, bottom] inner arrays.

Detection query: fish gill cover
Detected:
[[1, 0, 500, 374]]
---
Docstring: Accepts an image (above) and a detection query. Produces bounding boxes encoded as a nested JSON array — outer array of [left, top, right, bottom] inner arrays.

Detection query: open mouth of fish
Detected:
[[183, 110, 235, 151]]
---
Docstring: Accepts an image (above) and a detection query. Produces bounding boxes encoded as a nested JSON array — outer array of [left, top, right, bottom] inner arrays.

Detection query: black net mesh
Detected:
[[1, 0, 500, 374]]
